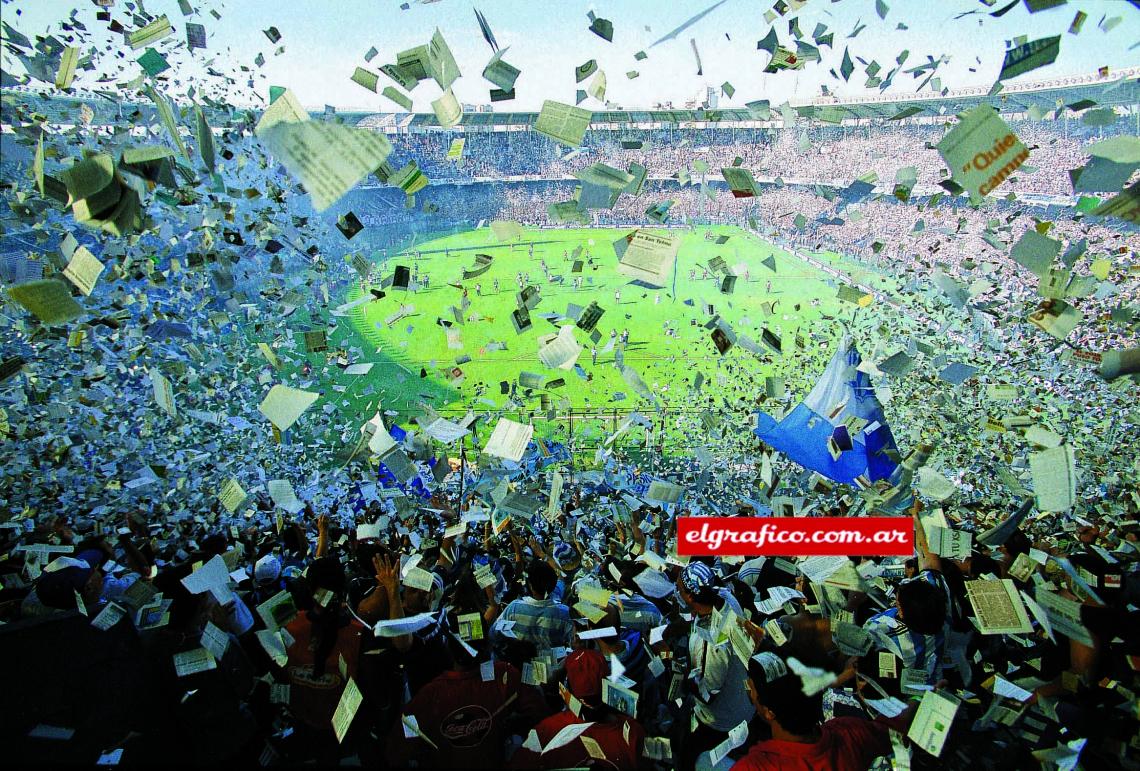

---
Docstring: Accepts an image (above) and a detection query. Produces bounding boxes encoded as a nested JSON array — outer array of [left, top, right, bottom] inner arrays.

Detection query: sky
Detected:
[[3, 0, 1138, 112]]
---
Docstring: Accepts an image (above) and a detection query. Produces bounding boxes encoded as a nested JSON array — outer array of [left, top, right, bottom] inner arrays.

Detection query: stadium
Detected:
[[0, 2, 1138, 770], [337, 69, 1140, 446], [9, 70, 1131, 457]]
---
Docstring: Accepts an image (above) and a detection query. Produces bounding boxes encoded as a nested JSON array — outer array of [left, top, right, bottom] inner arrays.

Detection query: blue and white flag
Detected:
[[754, 337, 898, 486]]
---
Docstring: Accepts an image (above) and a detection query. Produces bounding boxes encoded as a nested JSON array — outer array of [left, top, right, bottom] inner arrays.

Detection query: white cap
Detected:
[[254, 554, 282, 585]]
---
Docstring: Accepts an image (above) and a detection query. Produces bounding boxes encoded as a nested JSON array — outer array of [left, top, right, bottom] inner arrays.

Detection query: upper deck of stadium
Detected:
[[3, 67, 1138, 133], [360, 67, 1140, 132]]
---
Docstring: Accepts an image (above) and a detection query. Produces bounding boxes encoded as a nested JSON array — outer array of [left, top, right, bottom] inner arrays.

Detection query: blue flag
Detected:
[[754, 338, 898, 486]]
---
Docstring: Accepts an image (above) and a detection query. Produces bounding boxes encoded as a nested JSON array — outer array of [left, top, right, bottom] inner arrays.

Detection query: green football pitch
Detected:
[[329, 225, 892, 450]]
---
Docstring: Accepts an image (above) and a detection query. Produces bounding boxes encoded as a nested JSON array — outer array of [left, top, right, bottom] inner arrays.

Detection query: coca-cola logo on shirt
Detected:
[[439, 705, 493, 747]]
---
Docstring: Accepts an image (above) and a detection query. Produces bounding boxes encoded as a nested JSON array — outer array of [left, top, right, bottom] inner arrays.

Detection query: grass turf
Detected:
[[326, 225, 882, 450]]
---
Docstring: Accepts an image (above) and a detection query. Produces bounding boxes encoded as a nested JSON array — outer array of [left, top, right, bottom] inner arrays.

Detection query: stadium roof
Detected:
[[357, 68, 1140, 131]]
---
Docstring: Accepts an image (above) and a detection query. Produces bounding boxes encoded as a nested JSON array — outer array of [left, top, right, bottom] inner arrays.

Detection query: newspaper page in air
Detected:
[[616, 231, 680, 287], [936, 104, 1028, 199], [258, 91, 392, 212], [907, 690, 960, 757], [259, 385, 320, 432], [1029, 445, 1076, 512], [151, 370, 177, 417], [484, 418, 534, 462], [1033, 589, 1094, 647], [535, 101, 592, 148], [61, 247, 104, 297], [538, 326, 583, 370], [965, 579, 1033, 635]]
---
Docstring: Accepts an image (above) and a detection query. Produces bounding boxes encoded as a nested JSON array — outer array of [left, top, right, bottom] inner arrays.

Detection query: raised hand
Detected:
[[374, 553, 400, 596]]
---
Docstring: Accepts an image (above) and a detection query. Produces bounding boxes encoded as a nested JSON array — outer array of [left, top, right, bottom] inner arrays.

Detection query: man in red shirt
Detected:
[[388, 621, 547, 769], [732, 652, 914, 771], [510, 648, 646, 770]]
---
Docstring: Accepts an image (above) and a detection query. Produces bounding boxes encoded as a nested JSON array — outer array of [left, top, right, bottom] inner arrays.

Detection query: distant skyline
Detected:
[[3, 0, 1138, 112]]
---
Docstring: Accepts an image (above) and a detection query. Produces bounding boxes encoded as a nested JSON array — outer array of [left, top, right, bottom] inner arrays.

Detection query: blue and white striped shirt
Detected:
[[608, 592, 664, 632], [492, 596, 574, 648], [863, 570, 952, 685]]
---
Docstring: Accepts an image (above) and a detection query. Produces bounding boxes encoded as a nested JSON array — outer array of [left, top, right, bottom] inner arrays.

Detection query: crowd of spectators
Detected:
[[370, 118, 1128, 198], [6, 465, 1139, 770]]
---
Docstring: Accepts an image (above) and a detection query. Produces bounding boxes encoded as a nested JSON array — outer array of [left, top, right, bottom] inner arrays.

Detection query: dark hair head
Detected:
[[746, 656, 823, 735], [36, 566, 92, 610], [1003, 530, 1031, 559], [897, 577, 946, 635], [201, 532, 229, 557], [307, 557, 347, 597], [968, 552, 1000, 579], [526, 559, 557, 598], [281, 524, 306, 557], [152, 562, 205, 632], [355, 541, 388, 575], [448, 567, 486, 616], [420, 542, 442, 567], [690, 584, 720, 607]]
